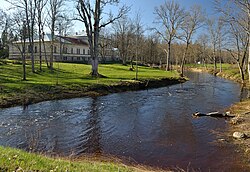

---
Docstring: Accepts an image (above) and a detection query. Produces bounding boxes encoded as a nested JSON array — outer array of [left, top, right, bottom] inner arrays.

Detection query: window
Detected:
[[28, 45, 32, 53], [63, 56, 67, 60], [77, 57, 80, 60], [35, 46, 37, 53], [63, 47, 67, 53], [77, 48, 80, 54], [71, 48, 74, 54], [54, 46, 57, 53], [88, 50, 90, 55], [83, 49, 85, 54]]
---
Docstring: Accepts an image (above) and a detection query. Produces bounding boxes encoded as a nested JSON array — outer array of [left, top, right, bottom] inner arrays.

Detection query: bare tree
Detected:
[[133, 13, 144, 80], [48, 0, 65, 71], [227, 22, 248, 83], [143, 34, 160, 64], [215, 0, 250, 82], [57, 13, 73, 36], [196, 34, 209, 68], [36, 0, 48, 71], [10, 12, 28, 80], [6, 0, 37, 73], [0, 9, 6, 29], [154, 0, 185, 71], [29, 0, 37, 73], [179, 5, 204, 76], [112, 16, 134, 65], [0, 10, 9, 51], [76, 0, 129, 76], [207, 17, 224, 75], [99, 28, 112, 63]]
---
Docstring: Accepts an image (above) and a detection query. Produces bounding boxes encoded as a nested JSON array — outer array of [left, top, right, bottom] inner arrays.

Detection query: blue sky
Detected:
[[74, 0, 216, 34], [119, 0, 215, 28], [1, 0, 216, 34]]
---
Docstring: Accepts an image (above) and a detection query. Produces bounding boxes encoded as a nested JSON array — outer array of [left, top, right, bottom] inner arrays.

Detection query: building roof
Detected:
[[58, 35, 88, 45], [12, 33, 89, 46]]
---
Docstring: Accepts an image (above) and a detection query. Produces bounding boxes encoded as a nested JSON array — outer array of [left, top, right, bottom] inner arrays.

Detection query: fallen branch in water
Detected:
[[192, 111, 235, 118]]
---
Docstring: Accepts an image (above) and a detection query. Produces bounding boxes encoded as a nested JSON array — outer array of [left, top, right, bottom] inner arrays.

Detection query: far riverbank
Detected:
[[0, 61, 185, 108]]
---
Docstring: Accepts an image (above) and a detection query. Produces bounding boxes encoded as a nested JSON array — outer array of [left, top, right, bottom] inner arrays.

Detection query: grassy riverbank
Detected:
[[0, 146, 136, 172], [186, 63, 248, 84], [0, 60, 184, 108]]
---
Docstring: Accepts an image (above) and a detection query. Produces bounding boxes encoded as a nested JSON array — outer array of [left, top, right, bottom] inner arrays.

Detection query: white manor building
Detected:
[[9, 34, 120, 63]]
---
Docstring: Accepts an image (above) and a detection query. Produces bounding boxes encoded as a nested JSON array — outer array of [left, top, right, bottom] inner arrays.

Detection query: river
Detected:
[[0, 72, 249, 171]]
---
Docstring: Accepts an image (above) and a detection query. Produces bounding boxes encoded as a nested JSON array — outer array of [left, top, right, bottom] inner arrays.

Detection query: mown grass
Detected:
[[0, 60, 179, 88], [0, 146, 134, 172], [0, 60, 181, 108]]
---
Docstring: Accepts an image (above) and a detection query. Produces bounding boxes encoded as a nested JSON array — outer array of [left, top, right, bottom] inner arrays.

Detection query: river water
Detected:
[[0, 72, 249, 171]]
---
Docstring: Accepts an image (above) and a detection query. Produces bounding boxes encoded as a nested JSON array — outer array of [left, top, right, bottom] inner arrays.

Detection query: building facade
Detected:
[[9, 34, 120, 63]]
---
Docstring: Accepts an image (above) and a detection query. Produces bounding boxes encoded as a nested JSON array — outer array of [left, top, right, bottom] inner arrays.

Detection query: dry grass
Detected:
[[228, 100, 250, 156]]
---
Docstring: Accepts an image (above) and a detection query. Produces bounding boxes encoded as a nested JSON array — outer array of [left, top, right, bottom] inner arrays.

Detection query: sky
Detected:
[[119, 0, 215, 27], [1, 0, 216, 34]]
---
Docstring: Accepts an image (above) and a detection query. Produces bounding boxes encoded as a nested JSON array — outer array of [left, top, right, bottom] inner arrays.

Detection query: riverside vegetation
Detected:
[[0, 146, 135, 172]]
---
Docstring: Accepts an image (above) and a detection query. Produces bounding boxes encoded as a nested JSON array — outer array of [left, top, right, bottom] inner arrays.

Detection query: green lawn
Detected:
[[0, 60, 181, 108], [0, 61, 179, 87], [0, 146, 134, 172]]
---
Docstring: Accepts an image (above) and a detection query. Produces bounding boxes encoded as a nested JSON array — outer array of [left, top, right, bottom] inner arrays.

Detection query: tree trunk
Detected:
[[159, 58, 162, 68], [204, 59, 207, 70], [180, 43, 189, 77], [50, 39, 54, 70], [237, 61, 245, 83], [214, 57, 217, 76], [219, 49, 222, 73], [22, 41, 26, 81], [122, 56, 126, 65], [39, 23, 42, 71], [91, 58, 99, 76], [248, 33, 250, 83], [91, 29, 99, 77], [248, 7, 250, 83], [92, 40, 99, 76], [91, 0, 101, 77], [42, 33, 49, 68], [31, 36, 35, 73], [50, 19, 55, 71], [24, 0, 35, 73], [30, 16, 35, 73], [213, 49, 217, 76], [166, 42, 171, 71]]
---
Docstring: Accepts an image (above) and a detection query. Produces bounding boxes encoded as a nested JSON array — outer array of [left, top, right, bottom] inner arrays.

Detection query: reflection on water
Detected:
[[0, 72, 248, 171]]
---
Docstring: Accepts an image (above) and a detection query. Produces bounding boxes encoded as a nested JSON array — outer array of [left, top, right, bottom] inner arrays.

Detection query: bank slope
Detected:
[[0, 146, 135, 172]]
